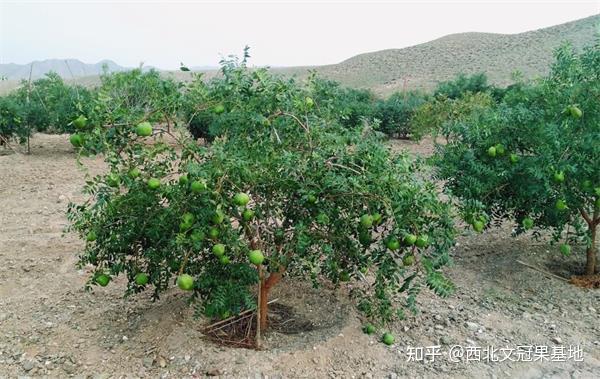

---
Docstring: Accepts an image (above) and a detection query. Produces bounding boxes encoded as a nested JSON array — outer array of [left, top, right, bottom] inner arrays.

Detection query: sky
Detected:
[[1, 0, 599, 69]]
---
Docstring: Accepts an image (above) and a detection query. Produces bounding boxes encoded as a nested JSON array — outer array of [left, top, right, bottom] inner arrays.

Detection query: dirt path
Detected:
[[0, 134, 598, 378]]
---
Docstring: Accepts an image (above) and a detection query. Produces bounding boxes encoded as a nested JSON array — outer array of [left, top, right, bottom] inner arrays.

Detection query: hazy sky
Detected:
[[1, 0, 599, 69]]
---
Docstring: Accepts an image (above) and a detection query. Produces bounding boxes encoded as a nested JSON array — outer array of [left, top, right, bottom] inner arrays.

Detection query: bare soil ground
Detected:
[[0, 134, 598, 378]]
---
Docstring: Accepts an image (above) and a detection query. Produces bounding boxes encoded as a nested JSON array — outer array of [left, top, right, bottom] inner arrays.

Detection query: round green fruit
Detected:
[[553, 171, 565, 183], [487, 146, 497, 157], [316, 213, 330, 225], [307, 194, 317, 204], [134, 273, 149, 286], [386, 238, 400, 251], [382, 333, 395, 346], [212, 210, 225, 224], [360, 214, 373, 228], [190, 230, 205, 242], [219, 255, 231, 265], [135, 122, 153, 137], [522, 217, 534, 230], [415, 235, 429, 248], [363, 323, 376, 335], [208, 227, 220, 239], [147, 178, 161, 190], [242, 209, 255, 221], [248, 250, 264, 265], [212, 243, 226, 257], [404, 234, 417, 246], [555, 199, 568, 211], [372, 213, 382, 225], [107, 173, 121, 188], [559, 243, 571, 256], [178, 175, 189, 185], [495, 144, 505, 156], [128, 167, 141, 179], [509, 153, 519, 164], [213, 104, 225, 114], [73, 115, 88, 129], [305, 96, 314, 108], [233, 192, 250, 206], [190, 180, 207, 193], [472, 220, 484, 233], [403, 255, 415, 266], [95, 274, 110, 287], [569, 105, 582, 118], [86, 231, 97, 242], [70, 134, 83, 147], [177, 274, 194, 291]]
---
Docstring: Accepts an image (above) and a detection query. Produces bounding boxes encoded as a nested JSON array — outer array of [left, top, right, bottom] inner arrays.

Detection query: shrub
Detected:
[[434, 73, 490, 99], [434, 43, 600, 274], [374, 91, 429, 139], [68, 57, 455, 334]]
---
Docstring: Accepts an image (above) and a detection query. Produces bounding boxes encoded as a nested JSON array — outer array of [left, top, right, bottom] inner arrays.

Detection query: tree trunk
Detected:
[[258, 272, 282, 331], [585, 222, 597, 275]]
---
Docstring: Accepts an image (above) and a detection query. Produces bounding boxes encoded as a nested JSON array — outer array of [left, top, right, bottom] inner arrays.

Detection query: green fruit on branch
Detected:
[[472, 220, 484, 233], [147, 178, 161, 190], [70, 134, 83, 147], [212, 243, 226, 257], [135, 122, 153, 137], [404, 234, 417, 246], [559, 243, 571, 256], [248, 249, 264, 265], [233, 192, 250, 206], [569, 105, 582, 118], [305, 96, 314, 108], [128, 167, 141, 179], [213, 104, 225, 114], [107, 173, 121, 188], [177, 274, 194, 291], [372, 212, 382, 225], [487, 146, 497, 157], [208, 227, 220, 239], [95, 274, 111, 287], [219, 255, 231, 265], [415, 235, 429, 248], [386, 238, 400, 251], [190, 180, 207, 193], [134, 273, 149, 286], [360, 214, 373, 228], [522, 217, 534, 230], [179, 175, 189, 185], [73, 115, 88, 129], [86, 231, 97, 242], [212, 210, 225, 224], [242, 208, 255, 221], [403, 255, 415, 266], [555, 199, 568, 211], [306, 193, 317, 204], [509, 153, 519, 164], [553, 171, 565, 183], [495, 144, 505, 156]]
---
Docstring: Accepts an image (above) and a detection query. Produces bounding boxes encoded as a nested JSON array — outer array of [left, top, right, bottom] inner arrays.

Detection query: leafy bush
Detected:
[[0, 95, 27, 145], [434, 73, 490, 99], [374, 91, 429, 138], [68, 57, 456, 332], [434, 43, 600, 274], [410, 92, 494, 140]]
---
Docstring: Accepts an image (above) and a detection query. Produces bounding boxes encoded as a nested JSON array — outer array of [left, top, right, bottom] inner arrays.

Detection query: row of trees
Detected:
[[0, 59, 515, 151], [4, 43, 597, 345]]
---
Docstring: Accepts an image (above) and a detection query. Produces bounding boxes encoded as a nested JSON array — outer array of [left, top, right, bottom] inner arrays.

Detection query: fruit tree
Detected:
[[434, 43, 600, 275], [68, 55, 455, 335]]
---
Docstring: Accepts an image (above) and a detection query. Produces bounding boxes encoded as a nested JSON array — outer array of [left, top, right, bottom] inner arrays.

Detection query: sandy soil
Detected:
[[0, 134, 598, 378]]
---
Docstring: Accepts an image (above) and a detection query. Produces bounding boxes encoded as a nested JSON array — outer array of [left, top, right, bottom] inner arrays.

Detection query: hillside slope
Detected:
[[0, 59, 130, 81], [278, 14, 599, 95]]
